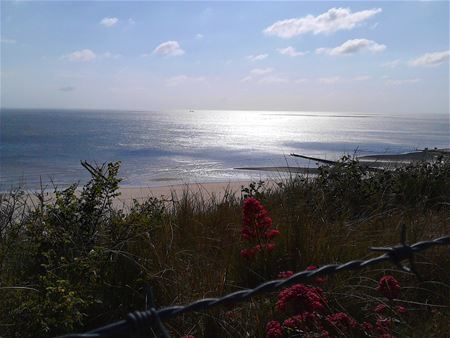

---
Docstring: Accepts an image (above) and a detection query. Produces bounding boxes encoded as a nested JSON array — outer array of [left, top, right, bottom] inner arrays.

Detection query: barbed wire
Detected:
[[57, 231, 450, 338]]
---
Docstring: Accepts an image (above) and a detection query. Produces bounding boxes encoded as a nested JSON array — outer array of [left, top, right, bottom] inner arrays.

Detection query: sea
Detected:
[[1, 108, 448, 190]]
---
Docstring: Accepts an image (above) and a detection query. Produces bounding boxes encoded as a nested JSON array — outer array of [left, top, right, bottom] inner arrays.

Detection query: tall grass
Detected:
[[0, 157, 449, 337]]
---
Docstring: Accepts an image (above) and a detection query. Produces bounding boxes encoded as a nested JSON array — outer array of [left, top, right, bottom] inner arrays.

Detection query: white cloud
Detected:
[[153, 41, 185, 56], [316, 39, 386, 55], [64, 49, 96, 62], [381, 59, 400, 68], [165, 75, 188, 86], [318, 76, 341, 84], [408, 50, 450, 67], [263, 7, 382, 38], [100, 17, 119, 27], [353, 75, 371, 81], [1, 37, 16, 44], [165, 75, 206, 86], [386, 78, 421, 85], [250, 68, 273, 76], [128, 18, 136, 25], [101, 52, 121, 59], [294, 78, 308, 84], [277, 46, 308, 57], [241, 68, 275, 83], [240, 76, 253, 83], [195, 33, 204, 39], [258, 75, 289, 84], [247, 54, 268, 61]]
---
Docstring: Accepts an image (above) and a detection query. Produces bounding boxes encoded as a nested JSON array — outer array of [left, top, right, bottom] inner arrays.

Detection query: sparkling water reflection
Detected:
[[1, 109, 448, 189]]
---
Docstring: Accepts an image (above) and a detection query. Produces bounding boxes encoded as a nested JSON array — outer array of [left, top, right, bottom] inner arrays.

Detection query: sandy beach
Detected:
[[116, 180, 251, 205], [6, 180, 255, 209]]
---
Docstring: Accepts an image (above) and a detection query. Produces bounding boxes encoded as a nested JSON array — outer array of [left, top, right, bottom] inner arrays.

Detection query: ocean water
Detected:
[[1, 108, 448, 190]]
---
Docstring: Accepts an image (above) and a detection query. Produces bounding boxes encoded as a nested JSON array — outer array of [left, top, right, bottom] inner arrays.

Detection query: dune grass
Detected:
[[0, 157, 449, 337]]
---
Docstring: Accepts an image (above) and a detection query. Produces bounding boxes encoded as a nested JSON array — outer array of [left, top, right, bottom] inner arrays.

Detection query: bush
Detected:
[[0, 158, 449, 337]]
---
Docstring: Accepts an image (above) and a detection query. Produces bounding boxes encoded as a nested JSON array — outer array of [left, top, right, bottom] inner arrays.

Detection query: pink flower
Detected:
[[266, 320, 283, 338], [377, 275, 401, 300]]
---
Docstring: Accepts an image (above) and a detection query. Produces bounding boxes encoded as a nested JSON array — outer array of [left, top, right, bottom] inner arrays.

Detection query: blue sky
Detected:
[[1, 1, 449, 115]]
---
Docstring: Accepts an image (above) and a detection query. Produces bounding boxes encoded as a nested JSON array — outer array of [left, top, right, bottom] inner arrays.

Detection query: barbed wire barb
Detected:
[[369, 224, 422, 280]]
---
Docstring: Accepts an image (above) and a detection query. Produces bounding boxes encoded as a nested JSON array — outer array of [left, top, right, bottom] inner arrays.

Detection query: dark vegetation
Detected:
[[0, 157, 449, 337]]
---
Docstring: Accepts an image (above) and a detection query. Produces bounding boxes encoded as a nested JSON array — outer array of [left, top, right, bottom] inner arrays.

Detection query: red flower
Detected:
[[361, 321, 374, 333], [377, 275, 401, 299], [326, 312, 359, 332], [240, 197, 280, 257], [306, 265, 327, 285], [243, 197, 264, 227], [240, 248, 257, 258], [276, 283, 327, 313], [266, 243, 276, 252], [373, 303, 388, 314], [265, 229, 280, 239], [282, 312, 323, 332], [396, 305, 407, 314], [278, 271, 294, 279], [319, 330, 330, 338], [266, 320, 283, 338], [375, 317, 392, 334]]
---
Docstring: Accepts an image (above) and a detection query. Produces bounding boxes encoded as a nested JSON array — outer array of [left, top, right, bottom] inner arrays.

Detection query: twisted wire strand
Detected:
[[57, 235, 450, 338]]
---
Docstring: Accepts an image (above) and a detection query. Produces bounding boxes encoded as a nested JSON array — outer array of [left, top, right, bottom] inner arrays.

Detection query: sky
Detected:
[[1, 1, 449, 115]]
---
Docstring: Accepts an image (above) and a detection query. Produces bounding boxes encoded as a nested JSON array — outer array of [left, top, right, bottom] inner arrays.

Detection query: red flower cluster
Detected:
[[276, 283, 327, 313], [377, 275, 401, 300], [266, 320, 283, 338], [326, 312, 358, 333], [240, 198, 280, 258], [282, 311, 323, 332], [375, 317, 393, 335]]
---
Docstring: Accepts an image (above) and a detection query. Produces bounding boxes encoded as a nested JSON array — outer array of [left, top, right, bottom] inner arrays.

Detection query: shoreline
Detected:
[[116, 180, 252, 205], [1, 180, 257, 209]]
